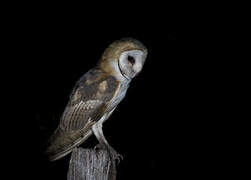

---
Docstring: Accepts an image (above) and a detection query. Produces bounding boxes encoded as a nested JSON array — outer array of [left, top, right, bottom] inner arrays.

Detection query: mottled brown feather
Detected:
[[47, 38, 147, 161], [46, 68, 119, 161]]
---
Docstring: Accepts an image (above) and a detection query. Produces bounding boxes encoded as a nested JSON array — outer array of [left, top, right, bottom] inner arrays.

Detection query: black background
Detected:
[[4, 2, 236, 180]]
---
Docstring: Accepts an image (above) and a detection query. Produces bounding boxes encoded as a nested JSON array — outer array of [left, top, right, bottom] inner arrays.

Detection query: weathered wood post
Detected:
[[67, 147, 116, 180]]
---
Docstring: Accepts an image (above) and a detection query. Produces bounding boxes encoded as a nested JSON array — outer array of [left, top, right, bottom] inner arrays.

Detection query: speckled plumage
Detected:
[[47, 69, 120, 161], [46, 38, 147, 161]]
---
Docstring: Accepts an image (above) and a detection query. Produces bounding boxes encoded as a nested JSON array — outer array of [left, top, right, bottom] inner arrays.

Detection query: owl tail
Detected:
[[46, 125, 94, 161]]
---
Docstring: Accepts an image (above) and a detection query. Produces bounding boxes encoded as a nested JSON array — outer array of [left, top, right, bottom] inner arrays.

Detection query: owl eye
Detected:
[[127, 55, 135, 65]]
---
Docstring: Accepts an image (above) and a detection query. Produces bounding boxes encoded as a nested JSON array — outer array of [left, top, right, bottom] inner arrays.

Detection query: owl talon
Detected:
[[112, 153, 123, 165], [114, 153, 123, 165], [108, 147, 123, 164]]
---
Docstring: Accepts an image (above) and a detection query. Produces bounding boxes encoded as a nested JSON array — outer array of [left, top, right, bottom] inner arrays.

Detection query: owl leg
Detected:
[[92, 122, 123, 163]]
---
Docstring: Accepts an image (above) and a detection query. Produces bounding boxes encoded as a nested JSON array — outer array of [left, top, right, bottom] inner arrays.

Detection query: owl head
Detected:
[[98, 38, 148, 81]]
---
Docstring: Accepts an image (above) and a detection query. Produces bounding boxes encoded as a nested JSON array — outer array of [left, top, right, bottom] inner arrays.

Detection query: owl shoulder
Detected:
[[71, 68, 119, 104]]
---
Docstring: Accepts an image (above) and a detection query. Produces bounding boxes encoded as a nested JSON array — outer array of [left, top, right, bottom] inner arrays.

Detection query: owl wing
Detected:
[[60, 97, 104, 131], [46, 68, 119, 161]]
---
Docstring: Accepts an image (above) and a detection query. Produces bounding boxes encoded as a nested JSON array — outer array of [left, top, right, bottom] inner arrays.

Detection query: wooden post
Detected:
[[67, 147, 116, 180]]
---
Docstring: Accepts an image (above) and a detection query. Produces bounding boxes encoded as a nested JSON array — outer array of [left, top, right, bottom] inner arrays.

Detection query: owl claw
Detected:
[[114, 153, 123, 165], [108, 147, 123, 165], [94, 144, 123, 164]]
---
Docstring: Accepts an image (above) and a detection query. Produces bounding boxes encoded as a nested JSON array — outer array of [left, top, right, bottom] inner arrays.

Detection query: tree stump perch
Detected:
[[67, 147, 116, 180]]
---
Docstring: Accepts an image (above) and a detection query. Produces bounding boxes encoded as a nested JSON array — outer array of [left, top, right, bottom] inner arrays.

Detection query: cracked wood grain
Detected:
[[67, 148, 116, 180]]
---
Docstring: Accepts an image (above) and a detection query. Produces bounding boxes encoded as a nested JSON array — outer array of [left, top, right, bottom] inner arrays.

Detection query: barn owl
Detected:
[[46, 38, 147, 162]]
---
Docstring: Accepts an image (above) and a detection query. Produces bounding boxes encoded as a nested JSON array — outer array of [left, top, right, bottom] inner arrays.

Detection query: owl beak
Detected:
[[133, 64, 143, 74], [121, 71, 130, 80], [124, 74, 130, 80]]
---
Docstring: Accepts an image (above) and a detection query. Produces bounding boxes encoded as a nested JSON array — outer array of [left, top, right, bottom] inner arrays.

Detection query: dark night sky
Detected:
[[4, 2, 236, 180]]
